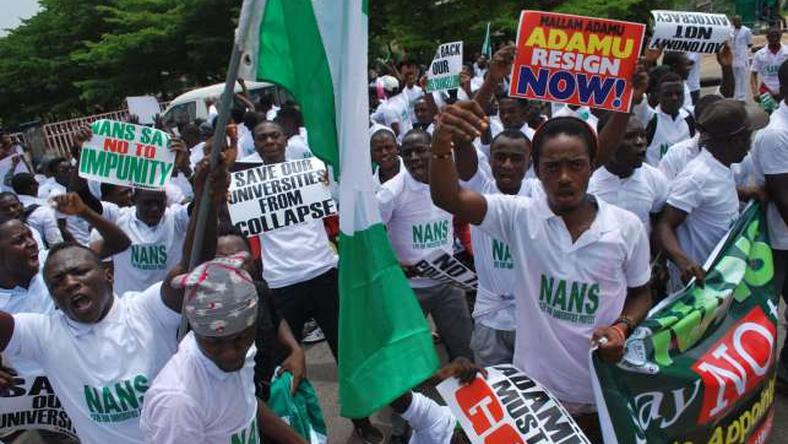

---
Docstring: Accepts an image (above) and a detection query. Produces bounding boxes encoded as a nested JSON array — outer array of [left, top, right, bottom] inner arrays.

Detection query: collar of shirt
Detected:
[[63, 295, 123, 337], [0, 273, 43, 306], [403, 169, 428, 192], [697, 147, 733, 176], [188, 333, 255, 382], [655, 105, 688, 121], [533, 193, 616, 251]]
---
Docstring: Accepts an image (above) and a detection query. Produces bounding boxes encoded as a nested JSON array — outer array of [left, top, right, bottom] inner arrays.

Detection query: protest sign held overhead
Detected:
[[412, 249, 477, 291], [0, 373, 77, 439], [438, 364, 590, 444], [78, 119, 174, 190], [228, 158, 337, 235], [593, 203, 777, 444], [509, 11, 645, 112], [649, 10, 732, 54], [426, 41, 463, 93]]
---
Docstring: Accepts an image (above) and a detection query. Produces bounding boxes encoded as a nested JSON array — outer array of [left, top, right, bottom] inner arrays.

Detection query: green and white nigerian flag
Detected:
[[240, 0, 439, 418]]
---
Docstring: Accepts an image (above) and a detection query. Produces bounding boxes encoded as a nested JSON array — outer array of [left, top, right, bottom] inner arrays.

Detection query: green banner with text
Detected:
[[593, 203, 778, 444]]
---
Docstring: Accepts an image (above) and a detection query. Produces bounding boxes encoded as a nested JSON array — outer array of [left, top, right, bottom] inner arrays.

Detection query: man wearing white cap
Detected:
[[371, 75, 413, 139]]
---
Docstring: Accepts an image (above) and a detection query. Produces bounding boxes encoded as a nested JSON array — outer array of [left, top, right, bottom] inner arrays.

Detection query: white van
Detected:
[[162, 81, 291, 127]]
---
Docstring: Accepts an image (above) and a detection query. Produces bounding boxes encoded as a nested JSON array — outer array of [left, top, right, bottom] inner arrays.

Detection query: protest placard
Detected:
[[437, 364, 590, 444], [228, 158, 336, 235], [426, 41, 463, 93], [125, 96, 161, 125], [78, 119, 174, 190], [412, 250, 477, 291], [509, 11, 646, 112], [649, 10, 732, 54], [593, 203, 777, 444], [0, 373, 77, 439]]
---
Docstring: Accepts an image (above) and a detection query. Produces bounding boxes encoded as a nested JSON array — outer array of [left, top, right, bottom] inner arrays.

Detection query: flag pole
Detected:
[[178, 0, 259, 340]]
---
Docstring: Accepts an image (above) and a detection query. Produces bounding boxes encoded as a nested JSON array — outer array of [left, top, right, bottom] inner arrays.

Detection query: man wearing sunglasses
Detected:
[[655, 99, 768, 291]]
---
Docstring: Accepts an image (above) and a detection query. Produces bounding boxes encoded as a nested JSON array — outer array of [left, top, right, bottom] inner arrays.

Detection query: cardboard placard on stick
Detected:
[[228, 158, 336, 235], [426, 41, 463, 93], [437, 364, 590, 444], [78, 119, 174, 190], [509, 11, 646, 112], [412, 250, 477, 291], [649, 10, 732, 54]]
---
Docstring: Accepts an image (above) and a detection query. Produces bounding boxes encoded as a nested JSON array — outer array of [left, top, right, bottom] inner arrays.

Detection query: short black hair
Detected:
[[242, 111, 265, 132], [11, 173, 37, 196], [401, 128, 431, 145], [48, 157, 68, 174], [0, 191, 19, 202], [100, 183, 120, 198], [498, 96, 531, 110], [231, 106, 246, 125], [647, 65, 673, 94], [658, 72, 683, 88], [532, 117, 597, 169], [44, 242, 101, 274], [661, 51, 687, 69], [491, 129, 531, 152]]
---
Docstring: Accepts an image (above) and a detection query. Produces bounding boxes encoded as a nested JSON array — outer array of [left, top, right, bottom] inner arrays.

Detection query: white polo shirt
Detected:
[[19, 195, 64, 247], [588, 164, 669, 233], [96, 203, 189, 296], [140, 332, 259, 444], [4, 283, 180, 444], [377, 170, 454, 288], [635, 102, 694, 166], [462, 165, 542, 331], [667, 148, 740, 266], [658, 135, 700, 180], [479, 194, 650, 404], [751, 44, 788, 94], [751, 101, 788, 250]]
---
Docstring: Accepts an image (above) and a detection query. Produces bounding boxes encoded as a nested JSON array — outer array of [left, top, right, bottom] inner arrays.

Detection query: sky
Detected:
[[0, 0, 40, 37]]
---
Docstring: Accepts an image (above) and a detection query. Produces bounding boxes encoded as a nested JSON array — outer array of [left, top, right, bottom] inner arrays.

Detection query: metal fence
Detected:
[[9, 102, 168, 158]]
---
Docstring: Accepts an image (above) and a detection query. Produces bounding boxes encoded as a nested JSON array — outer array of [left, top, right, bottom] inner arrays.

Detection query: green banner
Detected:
[[592, 203, 779, 444]]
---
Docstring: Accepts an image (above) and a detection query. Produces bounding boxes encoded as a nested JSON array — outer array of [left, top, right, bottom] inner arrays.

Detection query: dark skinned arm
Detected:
[[276, 319, 306, 395], [160, 154, 228, 312], [473, 45, 514, 112], [258, 400, 308, 444], [765, 174, 788, 225], [429, 102, 490, 225], [717, 44, 735, 98], [654, 205, 705, 285], [453, 135, 480, 182], [594, 62, 650, 169], [51, 193, 131, 258], [592, 283, 652, 362]]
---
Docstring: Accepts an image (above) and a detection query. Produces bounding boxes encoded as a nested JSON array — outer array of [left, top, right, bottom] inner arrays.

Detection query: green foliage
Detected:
[[1, 0, 668, 128]]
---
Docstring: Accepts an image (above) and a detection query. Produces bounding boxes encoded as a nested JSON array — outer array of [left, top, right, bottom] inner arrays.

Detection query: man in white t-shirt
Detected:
[[750, 59, 788, 385], [452, 129, 541, 366], [376, 129, 474, 362], [94, 190, 190, 295], [398, 60, 424, 122], [589, 116, 669, 234], [0, 158, 224, 444], [371, 76, 412, 139], [412, 97, 435, 134], [429, 102, 652, 439], [370, 124, 402, 187], [751, 27, 788, 102], [732, 16, 754, 101], [655, 100, 761, 289], [141, 255, 262, 443], [10, 173, 65, 247], [658, 94, 724, 180], [634, 72, 696, 165], [247, 121, 382, 442]]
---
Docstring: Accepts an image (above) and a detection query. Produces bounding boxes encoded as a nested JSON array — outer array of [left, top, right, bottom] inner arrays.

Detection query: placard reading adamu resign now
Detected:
[[78, 119, 175, 190]]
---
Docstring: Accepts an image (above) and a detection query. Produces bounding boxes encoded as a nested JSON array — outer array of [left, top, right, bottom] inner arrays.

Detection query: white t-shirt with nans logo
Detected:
[[461, 163, 543, 331], [480, 193, 650, 405], [93, 202, 189, 296], [4, 283, 180, 444], [377, 170, 454, 288]]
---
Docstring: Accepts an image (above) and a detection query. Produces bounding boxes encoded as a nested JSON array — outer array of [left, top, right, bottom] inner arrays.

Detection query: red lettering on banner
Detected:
[[691, 306, 776, 424], [455, 379, 524, 442], [103, 138, 129, 154]]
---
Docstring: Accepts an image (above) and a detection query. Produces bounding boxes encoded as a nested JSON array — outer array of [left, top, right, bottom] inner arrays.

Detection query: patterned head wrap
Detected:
[[171, 253, 258, 337]]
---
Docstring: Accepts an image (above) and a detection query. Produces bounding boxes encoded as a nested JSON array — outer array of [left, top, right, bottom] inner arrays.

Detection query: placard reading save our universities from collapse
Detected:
[[228, 158, 337, 235], [79, 119, 175, 190], [509, 11, 645, 113]]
